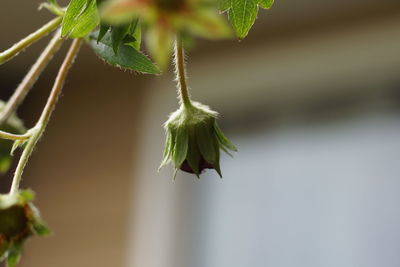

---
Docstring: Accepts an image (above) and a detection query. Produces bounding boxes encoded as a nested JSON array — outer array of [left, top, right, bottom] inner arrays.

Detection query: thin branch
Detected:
[[0, 30, 64, 126], [9, 38, 83, 195], [0, 16, 62, 65], [0, 130, 30, 141], [37, 39, 82, 127]]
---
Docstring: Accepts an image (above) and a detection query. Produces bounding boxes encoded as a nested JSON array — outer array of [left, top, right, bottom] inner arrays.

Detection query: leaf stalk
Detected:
[[0, 30, 65, 127], [0, 130, 31, 142], [0, 16, 63, 65], [9, 38, 83, 195]]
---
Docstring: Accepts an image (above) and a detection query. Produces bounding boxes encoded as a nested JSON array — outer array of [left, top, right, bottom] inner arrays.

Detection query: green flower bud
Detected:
[[0, 190, 50, 267], [160, 102, 237, 178]]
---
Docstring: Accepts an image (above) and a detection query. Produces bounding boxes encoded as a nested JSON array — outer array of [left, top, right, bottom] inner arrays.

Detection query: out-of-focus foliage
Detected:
[[60, 0, 274, 69], [101, 0, 232, 68], [0, 190, 49, 267], [61, 0, 160, 72]]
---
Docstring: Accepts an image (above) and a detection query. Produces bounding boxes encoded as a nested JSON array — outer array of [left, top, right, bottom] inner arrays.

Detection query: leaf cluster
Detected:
[[61, 0, 159, 73], [89, 25, 161, 74], [59, 0, 274, 73]]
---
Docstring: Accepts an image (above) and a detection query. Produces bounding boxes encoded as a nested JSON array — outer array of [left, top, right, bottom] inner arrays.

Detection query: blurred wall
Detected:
[[125, 1, 400, 267]]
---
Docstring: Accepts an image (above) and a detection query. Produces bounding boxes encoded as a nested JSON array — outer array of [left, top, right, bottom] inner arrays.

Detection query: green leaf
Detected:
[[159, 130, 173, 169], [97, 24, 110, 43], [223, 0, 274, 39], [228, 0, 259, 39], [128, 20, 141, 50], [196, 121, 217, 164], [69, 0, 99, 38], [259, 0, 274, 9], [111, 24, 130, 54], [214, 122, 237, 152], [213, 135, 223, 178], [62, 0, 86, 36], [186, 128, 201, 176], [172, 127, 188, 168], [62, 0, 100, 38], [88, 31, 161, 74]]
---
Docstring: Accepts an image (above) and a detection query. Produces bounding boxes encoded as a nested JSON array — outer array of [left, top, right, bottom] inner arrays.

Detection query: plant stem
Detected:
[[37, 38, 82, 127], [174, 37, 192, 109], [9, 38, 83, 195], [0, 16, 63, 65], [0, 30, 64, 127], [0, 130, 30, 141], [39, 2, 65, 16]]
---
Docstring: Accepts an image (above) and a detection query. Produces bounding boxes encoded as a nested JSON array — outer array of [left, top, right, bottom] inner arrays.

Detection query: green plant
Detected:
[[0, 0, 274, 265]]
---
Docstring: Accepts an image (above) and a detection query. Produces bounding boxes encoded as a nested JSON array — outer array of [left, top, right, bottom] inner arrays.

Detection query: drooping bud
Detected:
[[159, 101, 237, 178], [0, 190, 50, 267]]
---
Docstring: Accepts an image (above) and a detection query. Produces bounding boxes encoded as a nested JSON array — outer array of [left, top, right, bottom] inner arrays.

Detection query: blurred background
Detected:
[[1, 0, 400, 266]]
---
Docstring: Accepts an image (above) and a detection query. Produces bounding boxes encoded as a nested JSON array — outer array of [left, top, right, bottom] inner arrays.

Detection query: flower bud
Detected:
[[159, 102, 237, 178], [0, 190, 49, 267]]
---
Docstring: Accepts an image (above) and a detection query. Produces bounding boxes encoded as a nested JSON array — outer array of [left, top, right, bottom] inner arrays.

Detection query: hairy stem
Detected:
[[9, 38, 83, 195], [0, 130, 30, 142], [0, 30, 64, 127], [0, 16, 62, 65], [37, 39, 82, 127], [174, 38, 192, 109]]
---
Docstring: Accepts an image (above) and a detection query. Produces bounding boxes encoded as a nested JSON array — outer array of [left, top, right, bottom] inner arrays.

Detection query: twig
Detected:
[[0, 16, 62, 65], [0, 30, 64, 126], [0, 130, 30, 141], [9, 38, 83, 195]]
